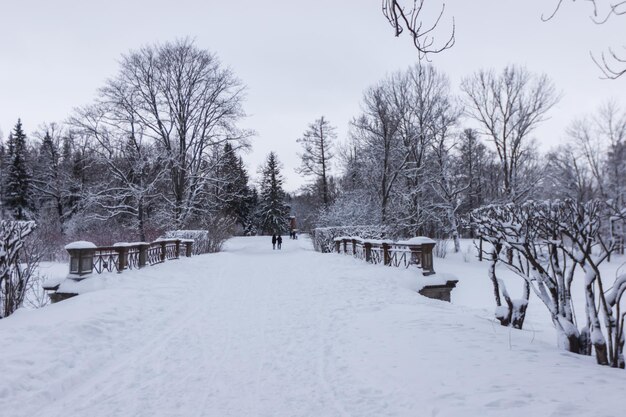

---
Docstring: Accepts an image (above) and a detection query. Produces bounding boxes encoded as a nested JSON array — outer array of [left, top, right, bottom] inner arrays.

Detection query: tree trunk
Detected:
[[447, 206, 460, 253], [584, 283, 609, 364]]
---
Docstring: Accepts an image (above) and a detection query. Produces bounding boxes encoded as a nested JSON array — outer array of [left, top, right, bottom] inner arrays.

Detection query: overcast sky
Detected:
[[0, 0, 624, 191]]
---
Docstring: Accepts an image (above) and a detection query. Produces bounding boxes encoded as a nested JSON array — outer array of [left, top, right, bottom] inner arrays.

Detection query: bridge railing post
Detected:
[[160, 241, 167, 262], [421, 242, 436, 275], [66, 244, 95, 277], [138, 243, 150, 268], [175, 239, 181, 258], [116, 246, 128, 272], [382, 243, 391, 266], [364, 242, 372, 263]]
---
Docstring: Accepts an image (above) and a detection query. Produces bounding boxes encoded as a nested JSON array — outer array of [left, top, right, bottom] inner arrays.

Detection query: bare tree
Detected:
[[461, 66, 559, 202], [350, 80, 404, 226], [542, 145, 597, 202], [430, 120, 468, 253], [72, 87, 168, 242], [341, 65, 459, 237], [96, 38, 251, 229], [394, 65, 456, 236], [296, 116, 335, 208], [565, 100, 626, 203]]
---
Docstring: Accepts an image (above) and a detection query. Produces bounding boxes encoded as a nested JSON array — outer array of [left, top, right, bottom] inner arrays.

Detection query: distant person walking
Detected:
[[277, 235, 283, 250], [272, 234, 277, 250]]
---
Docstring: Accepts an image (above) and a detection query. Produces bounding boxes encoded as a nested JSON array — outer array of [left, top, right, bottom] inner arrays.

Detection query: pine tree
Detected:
[[60, 133, 82, 219], [5, 120, 33, 220], [258, 152, 289, 235], [0, 137, 5, 218], [33, 130, 61, 214], [218, 143, 253, 228], [457, 129, 491, 212], [244, 187, 259, 236]]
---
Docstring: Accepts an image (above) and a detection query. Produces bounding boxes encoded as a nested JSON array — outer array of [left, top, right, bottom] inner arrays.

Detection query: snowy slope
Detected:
[[1, 236, 624, 417]]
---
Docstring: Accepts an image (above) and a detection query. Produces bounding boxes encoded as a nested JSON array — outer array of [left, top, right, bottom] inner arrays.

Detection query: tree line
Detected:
[[295, 64, 624, 251], [292, 62, 626, 368], [0, 39, 293, 260]]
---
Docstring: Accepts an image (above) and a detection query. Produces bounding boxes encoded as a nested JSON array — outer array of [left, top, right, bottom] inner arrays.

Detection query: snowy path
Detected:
[[1, 236, 625, 417]]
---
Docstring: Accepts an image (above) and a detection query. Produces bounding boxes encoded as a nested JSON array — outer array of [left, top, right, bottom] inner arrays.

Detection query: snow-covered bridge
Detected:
[[1, 236, 624, 417]]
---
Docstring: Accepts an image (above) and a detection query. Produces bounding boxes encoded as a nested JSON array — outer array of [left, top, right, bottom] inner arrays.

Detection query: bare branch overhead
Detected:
[[382, 0, 455, 58], [543, 0, 626, 78]]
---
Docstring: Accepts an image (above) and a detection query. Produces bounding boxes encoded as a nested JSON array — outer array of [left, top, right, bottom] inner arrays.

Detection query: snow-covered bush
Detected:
[[164, 230, 208, 254], [164, 223, 231, 255], [472, 199, 626, 368], [462, 244, 473, 263], [311, 225, 389, 253], [0, 221, 38, 318], [316, 192, 379, 230], [434, 239, 449, 259]]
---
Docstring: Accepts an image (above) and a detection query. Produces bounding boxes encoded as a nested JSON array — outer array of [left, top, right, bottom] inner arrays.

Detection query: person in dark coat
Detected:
[[277, 235, 283, 250], [271, 234, 277, 250]]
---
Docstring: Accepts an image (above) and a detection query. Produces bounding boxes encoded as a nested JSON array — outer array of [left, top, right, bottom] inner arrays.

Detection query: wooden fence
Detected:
[[333, 237, 436, 275]]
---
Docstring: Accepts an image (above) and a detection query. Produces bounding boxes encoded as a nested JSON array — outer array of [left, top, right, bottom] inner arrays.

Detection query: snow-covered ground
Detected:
[[1, 236, 624, 417]]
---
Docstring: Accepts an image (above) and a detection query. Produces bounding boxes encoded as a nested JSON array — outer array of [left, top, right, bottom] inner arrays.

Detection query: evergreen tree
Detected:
[[59, 133, 83, 219], [257, 152, 289, 235], [456, 129, 492, 212], [0, 137, 5, 218], [217, 143, 253, 228], [244, 188, 259, 236], [4, 120, 33, 220], [33, 130, 62, 216]]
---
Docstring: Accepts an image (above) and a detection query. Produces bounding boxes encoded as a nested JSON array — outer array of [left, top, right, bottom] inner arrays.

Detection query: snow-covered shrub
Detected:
[[462, 244, 473, 263], [311, 225, 389, 253], [435, 239, 449, 259], [64, 215, 131, 247], [0, 221, 38, 318], [164, 228, 227, 255], [472, 199, 626, 368], [316, 192, 379, 230], [31, 212, 67, 262], [163, 230, 209, 254]]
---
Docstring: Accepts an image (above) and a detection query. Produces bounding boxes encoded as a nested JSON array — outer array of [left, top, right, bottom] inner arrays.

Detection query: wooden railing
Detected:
[[333, 237, 436, 275]]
